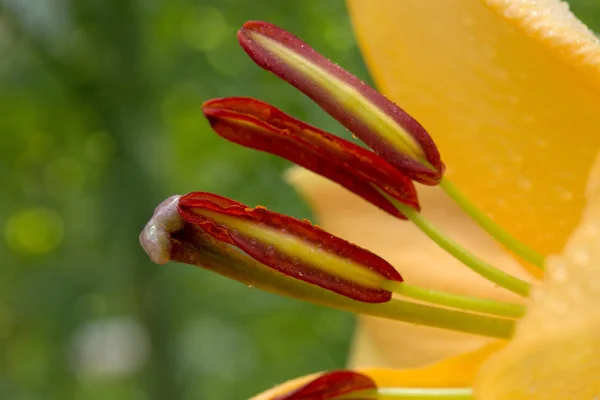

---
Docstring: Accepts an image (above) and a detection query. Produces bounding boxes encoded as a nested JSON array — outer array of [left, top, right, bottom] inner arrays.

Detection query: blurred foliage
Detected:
[[0, 0, 599, 399], [0, 0, 364, 399]]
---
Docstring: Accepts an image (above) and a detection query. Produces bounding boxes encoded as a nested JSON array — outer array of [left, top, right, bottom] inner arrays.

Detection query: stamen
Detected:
[[382, 281, 526, 319], [354, 299, 514, 339], [274, 370, 376, 400], [440, 178, 545, 269], [384, 194, 532, 297], [142, 195, 516, 338], [178, 191, 403, 303]]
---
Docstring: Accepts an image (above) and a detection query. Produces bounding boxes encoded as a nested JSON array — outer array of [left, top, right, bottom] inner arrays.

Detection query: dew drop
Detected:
[[517, 178, 532, 191], [265, 245, 275, 256], [528, 383, 537, 394], [461, 15, 475, 27], [292, 257, 300, 266], [492, 67, 509, 81], [570, 248, 590, 267], [550, 261, 567, 283], [507, 94, 519, 105], [583, 224, 599, 240], [555, 186, 574, 202], [491, 165, 504, 177], [508, 151, 523, 164], [482, 44, 497, 59]]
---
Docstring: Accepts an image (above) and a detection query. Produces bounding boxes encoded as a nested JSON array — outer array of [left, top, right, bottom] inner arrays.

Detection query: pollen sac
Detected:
[[274, 370, 377, 400], [202, 97, 419, 218], [238, 21, 444, 185], [178, 192, 403, 303]]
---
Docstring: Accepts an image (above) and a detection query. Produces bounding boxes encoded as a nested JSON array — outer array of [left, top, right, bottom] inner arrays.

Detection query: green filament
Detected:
[[440, 178, 545, 269], [382, 281, 526, 319], [390, 199, 531, 297], [357, 298, 514, 339]]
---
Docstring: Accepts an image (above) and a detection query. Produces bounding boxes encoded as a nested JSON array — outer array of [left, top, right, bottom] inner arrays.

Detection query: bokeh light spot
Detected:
[[181, 6, 231, 52], [6, 335, 49, 385], [84, 130, 116, 165], [206, 42, 248, 76], [44, 157, 86, 199], [69, 317, 150, 381], [0, 302, 14, 339], [176, 317, 258, 380], [22, 131, 54, 163], [323, 19, 356, 51], [4, 207, 64, 255]]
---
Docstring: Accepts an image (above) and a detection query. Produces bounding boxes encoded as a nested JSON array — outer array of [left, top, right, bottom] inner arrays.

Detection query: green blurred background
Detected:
[[1, 1, 599, 399]]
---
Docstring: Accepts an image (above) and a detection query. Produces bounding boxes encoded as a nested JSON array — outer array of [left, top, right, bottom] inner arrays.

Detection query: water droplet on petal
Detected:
[[265, 245, 275, 256], [570, 249, 589, 267], [517, 178, 532, 191]]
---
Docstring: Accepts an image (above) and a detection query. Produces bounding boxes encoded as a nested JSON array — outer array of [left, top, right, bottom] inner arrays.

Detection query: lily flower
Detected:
[[254, 0, 600, 399], [139, 0, 600, 398]]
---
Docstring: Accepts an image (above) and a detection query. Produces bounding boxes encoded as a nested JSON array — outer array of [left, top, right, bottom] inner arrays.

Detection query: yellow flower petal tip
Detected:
[[250, 345, 504, 399], [250, 373, 319, 400], [483, 0, 600, 83], [360, 342, 506, 388], [347, 0, 600, 256], [475, 154, 600, 399]]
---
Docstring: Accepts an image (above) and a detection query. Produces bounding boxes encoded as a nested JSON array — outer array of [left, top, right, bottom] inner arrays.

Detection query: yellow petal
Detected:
[[251, 343, 505, 399], [287, 167, 531, 368], [360, 341, 506, 388], [250, 372, 320, 400], [475, 154, 600, 399], [347, 0, 600, 255]]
